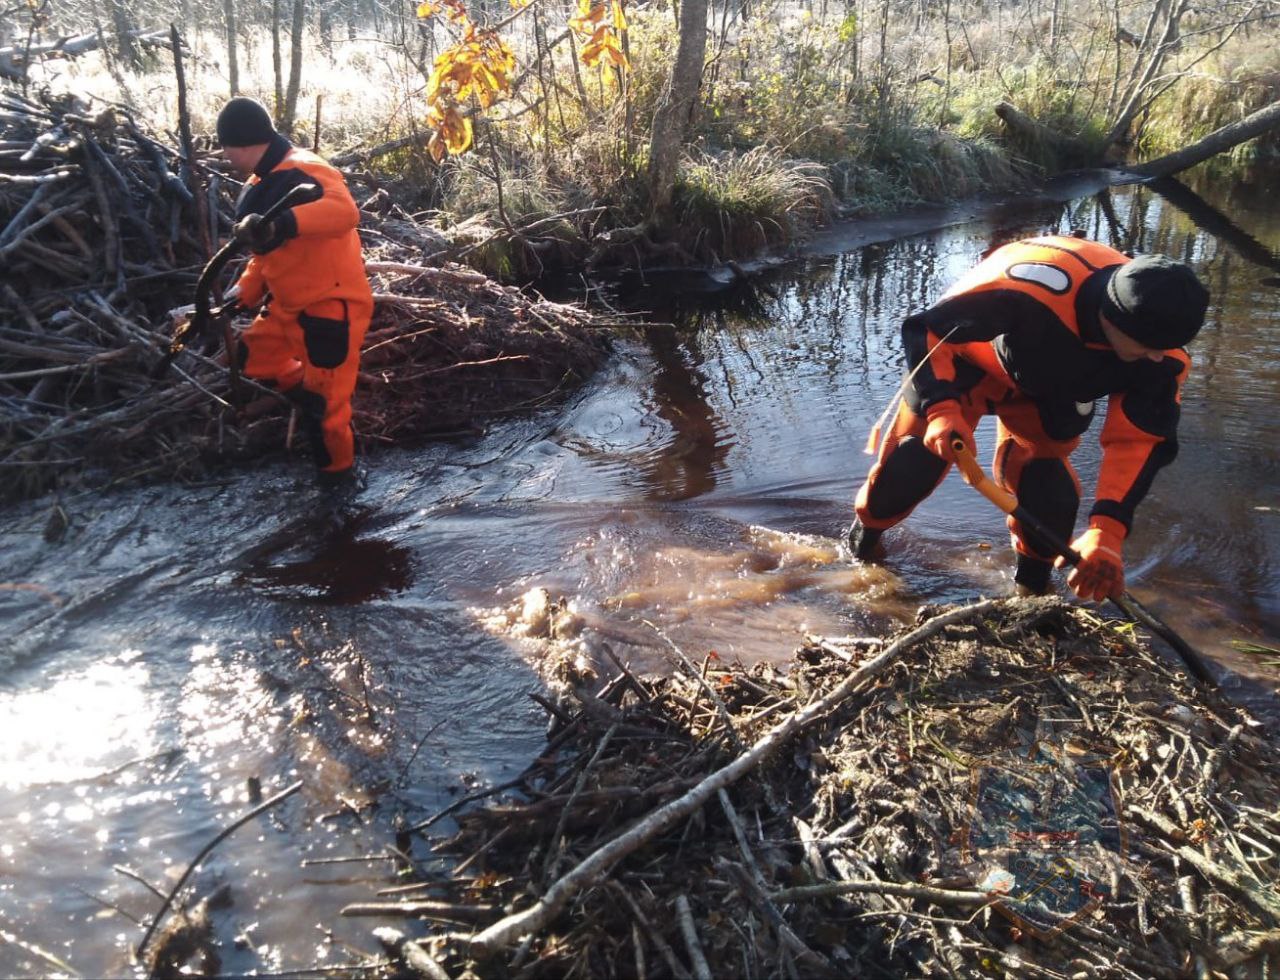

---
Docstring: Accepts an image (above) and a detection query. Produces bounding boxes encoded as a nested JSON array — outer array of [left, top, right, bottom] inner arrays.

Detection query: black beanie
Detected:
[[1100, 254, 1209, 349], [216, 97, 276, 147]]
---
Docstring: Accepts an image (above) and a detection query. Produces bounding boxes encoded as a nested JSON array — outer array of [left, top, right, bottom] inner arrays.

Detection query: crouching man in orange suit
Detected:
[[849, 234, 1210, 602], [215, 96, 373, 492]]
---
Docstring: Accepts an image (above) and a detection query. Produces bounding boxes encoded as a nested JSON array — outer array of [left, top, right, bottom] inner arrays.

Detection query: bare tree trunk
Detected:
[[566, 31, 592, 115], [850, 0, 860, 83], [318, 1, 333, 60], [281, 0, 306, 136], [1103, 0, 1190, 150], [272, 0, 284, 118], [1108, 0, 1122, 117], [224, 0, 239, 95], [108, 0, 140, 70], [171, 24, 211, 259], [940, 0, 952, 125], [647, 0, 708, 222]]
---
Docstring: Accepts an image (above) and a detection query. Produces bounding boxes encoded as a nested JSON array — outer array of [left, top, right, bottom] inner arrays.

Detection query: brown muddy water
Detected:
[[1, 172, 1277, 976]]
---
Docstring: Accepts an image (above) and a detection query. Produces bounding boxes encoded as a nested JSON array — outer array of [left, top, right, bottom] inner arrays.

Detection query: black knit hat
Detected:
[[1100, 254, 1209, 349], [216, 97, 276, 147]]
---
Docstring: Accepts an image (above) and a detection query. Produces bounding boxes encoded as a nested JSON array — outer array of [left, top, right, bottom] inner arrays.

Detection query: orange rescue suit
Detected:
[[233, 135, 373, 475], [855, 235, 1191, 590]]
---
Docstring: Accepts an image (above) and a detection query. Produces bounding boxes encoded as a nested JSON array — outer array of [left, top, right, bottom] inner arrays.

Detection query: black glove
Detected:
[[233, 213, 283, 253]]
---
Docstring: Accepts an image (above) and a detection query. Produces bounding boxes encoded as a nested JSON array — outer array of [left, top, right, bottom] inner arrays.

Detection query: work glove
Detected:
[[231, 278, 268, 310], [233, 212, 282, 253], [1057, 519, 1125, 602], [922, 400, 975, 463], [216, 286, 242, 317]]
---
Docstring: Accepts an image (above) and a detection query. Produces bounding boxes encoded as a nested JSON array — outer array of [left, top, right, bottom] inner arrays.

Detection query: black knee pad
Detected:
[[864, 437, 948, 522]]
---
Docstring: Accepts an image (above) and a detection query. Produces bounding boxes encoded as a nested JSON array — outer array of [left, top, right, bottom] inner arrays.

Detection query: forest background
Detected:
[[3, 0, 1279, 277]]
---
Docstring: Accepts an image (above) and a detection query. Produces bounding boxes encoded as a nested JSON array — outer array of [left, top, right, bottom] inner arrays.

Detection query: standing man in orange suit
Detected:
[[216, 96, 373, 492]]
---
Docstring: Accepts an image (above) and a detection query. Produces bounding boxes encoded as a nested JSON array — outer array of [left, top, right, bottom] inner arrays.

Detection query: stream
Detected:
[[1, 169, 1277, 976]]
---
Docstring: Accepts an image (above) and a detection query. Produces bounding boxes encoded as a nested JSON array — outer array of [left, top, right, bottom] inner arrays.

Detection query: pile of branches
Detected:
[[354, 597, 1279, 979], [0, 88, 611, 502]]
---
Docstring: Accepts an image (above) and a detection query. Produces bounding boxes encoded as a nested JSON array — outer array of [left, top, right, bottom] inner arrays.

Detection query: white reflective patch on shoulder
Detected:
[[1075, 401, 1094, 415], [1005, 262, 1071, 294]]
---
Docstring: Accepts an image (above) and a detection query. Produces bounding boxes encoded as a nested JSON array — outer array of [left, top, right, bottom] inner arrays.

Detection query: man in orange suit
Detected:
[[849, 235, 1210, 601], [216, 97, 373, 492]]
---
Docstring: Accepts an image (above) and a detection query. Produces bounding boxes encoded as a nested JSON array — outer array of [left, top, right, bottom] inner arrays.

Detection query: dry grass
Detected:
[[674, 146, 833, 261]]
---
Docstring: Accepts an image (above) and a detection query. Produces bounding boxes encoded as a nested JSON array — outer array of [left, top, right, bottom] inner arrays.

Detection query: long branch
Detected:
[[135, 780, 303, 959], [468, 599, 999, 954]]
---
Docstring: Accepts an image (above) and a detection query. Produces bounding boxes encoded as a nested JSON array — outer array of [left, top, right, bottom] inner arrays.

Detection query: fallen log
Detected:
[[994, 100, 1095, 165], [1127, 97, 1280, 178], [0, 29, 170, 81]]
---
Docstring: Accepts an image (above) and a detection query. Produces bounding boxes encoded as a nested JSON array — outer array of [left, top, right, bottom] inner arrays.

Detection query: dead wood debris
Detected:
[[0, 89, 611, 502], [351, 597, 1278, 979]]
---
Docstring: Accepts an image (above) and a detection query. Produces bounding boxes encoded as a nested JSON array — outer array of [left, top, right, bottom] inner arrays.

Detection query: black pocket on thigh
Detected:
[[299, 307, 349, 369]]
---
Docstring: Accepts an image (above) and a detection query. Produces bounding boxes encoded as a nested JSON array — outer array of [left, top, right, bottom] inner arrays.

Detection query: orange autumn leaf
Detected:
[[570, 0, 628, 70], [426, 105, 473, 160], [417, 1, 518, 159]]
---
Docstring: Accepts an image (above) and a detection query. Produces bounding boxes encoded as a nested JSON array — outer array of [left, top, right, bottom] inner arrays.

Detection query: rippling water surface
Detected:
[[2, 172, 1277, 975]]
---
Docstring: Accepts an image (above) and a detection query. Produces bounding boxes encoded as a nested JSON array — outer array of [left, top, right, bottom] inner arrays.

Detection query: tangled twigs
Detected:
[[467, 600, 999, 956], [376, 597, 1278, 978]]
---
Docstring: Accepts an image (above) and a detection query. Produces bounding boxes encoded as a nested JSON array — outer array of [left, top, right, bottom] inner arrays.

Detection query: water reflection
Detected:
[[0, 651, 156, 791], [1150, 176, 1280, 274], [237, 510, 416, 604], [639, 326, 732, 501]]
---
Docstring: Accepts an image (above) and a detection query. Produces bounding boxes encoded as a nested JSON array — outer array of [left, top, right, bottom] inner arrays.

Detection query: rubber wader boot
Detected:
[[1014, 553, 1053, 596], [316, 461, 368, 531], [847, 519, 886, 562]]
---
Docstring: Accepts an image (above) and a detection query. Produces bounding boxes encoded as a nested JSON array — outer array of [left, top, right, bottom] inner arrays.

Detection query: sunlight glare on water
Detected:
[[0, 650, 156, 791]]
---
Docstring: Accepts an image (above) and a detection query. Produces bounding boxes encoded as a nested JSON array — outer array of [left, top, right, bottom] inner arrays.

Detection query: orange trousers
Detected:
[[237, 296, 371, 474], [855, 376, 1084, 571]]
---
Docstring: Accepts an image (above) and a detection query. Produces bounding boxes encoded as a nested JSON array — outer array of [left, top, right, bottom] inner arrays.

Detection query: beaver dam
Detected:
[[0, 89, 614, 502], [120, 596, 1278, 979]]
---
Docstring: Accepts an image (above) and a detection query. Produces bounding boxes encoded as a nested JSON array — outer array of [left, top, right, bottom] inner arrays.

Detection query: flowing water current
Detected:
[[1, 171, 1277, 976]]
